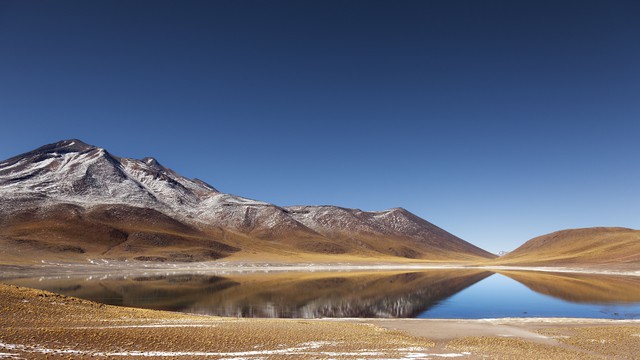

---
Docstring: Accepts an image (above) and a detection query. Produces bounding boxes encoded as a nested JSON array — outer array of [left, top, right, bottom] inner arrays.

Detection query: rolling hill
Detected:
[[495, 227, 640, 268]]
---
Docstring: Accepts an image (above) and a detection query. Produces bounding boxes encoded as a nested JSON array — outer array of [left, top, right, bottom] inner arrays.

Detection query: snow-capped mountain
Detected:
[[0, 140, 214, 210], [0, 139, 494, 263]]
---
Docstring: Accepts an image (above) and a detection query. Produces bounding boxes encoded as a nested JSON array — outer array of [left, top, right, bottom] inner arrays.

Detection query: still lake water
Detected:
[[3, 269, 640, 319]]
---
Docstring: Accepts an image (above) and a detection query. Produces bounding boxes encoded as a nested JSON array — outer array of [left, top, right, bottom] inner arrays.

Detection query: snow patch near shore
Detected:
[[0, 342, 470, 358], [12, 261, 640, 279], [72, 324, 217, 329], [0, 352, 22, 359]]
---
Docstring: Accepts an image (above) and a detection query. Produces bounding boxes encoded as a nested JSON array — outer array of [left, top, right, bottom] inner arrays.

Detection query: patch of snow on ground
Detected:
[[72, 324, 217, 329], [0, 352, 22, 359], [0, 159, 27, 171], [0, 341, 472, 358]]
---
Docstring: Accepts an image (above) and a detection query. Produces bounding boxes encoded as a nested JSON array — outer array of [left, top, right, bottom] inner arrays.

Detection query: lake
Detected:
[[3, 269, 640, 319]]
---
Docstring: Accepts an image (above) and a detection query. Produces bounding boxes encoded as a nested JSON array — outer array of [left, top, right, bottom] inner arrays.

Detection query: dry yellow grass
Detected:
[[538, 325, 640, 359], [2, 284, 640, 359], [492, 227, 640, 268], [0, 283, 437, 359]]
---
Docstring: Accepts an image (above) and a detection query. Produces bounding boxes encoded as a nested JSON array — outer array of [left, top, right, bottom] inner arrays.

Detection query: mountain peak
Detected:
[[0, 139, 220, 202], [141, 157, 162, 168], [387, 207, 409, 214], [36, 139, 96, 154], [0, 139, 101, 169]]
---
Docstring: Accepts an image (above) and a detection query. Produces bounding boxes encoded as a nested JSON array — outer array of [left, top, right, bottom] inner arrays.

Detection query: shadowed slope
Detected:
[[0, 203, 240, 263]]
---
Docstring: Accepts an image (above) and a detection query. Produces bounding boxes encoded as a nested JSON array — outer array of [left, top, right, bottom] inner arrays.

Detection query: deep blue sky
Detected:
[[1, 1, 639, 253]]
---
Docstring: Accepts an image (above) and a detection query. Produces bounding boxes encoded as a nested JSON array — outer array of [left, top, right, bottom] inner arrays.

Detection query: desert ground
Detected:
[[1, 283, 639, 359]]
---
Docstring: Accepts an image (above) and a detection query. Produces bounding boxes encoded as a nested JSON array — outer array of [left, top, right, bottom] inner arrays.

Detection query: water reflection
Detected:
[[498, 271, 640, 304], [3, 270, 640, 318], [420, 271, 640, 319], [2, 270, 490, 318]]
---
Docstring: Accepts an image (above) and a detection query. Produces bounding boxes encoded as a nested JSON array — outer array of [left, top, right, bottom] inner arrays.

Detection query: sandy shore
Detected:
[[1, 284, 639, 359], [2, 260, 639, 278]]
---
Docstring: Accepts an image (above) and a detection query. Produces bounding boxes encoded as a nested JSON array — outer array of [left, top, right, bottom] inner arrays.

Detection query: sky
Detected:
[[1, 0, 638, 253]]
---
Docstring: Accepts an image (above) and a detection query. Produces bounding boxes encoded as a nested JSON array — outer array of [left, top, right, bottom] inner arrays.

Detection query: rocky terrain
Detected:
[[0, 139, 495, 264]]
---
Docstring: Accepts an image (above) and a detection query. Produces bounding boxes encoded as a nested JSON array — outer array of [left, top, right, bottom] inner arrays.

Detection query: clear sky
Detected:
[[1, 1, 638, 253]]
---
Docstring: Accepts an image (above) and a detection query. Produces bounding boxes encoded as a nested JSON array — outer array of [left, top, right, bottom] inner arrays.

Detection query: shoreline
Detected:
[[2, 261, 640, 278]]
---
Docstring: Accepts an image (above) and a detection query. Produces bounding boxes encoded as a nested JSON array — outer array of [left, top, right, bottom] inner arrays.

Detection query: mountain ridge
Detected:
[[0, 139, 495, 263]]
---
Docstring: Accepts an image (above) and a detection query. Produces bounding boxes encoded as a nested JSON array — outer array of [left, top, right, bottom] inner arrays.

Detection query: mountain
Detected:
[[495, 227, 640, 268], [0, 139, 495, 264]]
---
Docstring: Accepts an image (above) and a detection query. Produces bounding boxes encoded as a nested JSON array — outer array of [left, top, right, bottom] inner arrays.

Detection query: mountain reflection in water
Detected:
[[2, 270, 490, 318], [498, 271, 640, 304], [3, 270, 640, 318]]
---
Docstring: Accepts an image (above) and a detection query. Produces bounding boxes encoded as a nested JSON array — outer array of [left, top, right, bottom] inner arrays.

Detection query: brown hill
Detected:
[[495, 227, 640, 268]]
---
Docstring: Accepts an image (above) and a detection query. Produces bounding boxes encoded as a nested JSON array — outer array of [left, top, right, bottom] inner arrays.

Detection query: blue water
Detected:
[[420, 273, 640, 319]]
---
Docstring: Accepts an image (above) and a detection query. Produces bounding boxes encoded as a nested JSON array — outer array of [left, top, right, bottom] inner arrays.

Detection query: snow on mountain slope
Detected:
[[0, 139, 495, 261], [286, 206, 493, 258], [0, 140, 262, 220], [0, 140, 318, 238], [0, 139, 211, 211]]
